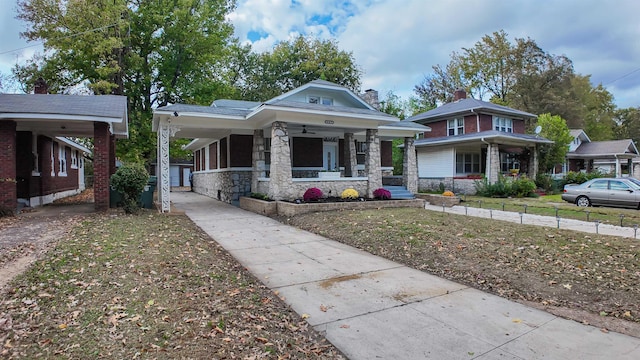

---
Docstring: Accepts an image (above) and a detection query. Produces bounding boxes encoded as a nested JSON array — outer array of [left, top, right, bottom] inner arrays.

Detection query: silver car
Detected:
[[562, 177, 640, 209]]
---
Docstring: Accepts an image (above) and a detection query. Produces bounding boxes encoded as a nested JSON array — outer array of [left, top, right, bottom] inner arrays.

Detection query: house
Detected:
[[0, 81, 128, 212], [404, 90, 552, 194], [152, 80, 429, 212], [149, 158, 193, 187], [555, 129, 639, 177]]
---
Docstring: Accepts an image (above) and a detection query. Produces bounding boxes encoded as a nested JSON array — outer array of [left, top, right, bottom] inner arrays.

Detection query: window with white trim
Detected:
[[500, 153, 519, 172], [455, 153, 480, 174], [308, 95, 333, 105], [58, 144, 67, 176], [32, 133, 40, 176], [71, 150, 78, 169], [493, 116, 513, 133], [447, 118, 464, 136], [264, 137, 271, 165]]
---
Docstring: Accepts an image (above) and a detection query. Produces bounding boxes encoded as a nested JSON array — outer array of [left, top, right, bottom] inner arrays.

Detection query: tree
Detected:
[[614, 107, 640, 144], [535, 114, 573, 173], [239, 35, 362, 101], [15, 0, 237, 163]]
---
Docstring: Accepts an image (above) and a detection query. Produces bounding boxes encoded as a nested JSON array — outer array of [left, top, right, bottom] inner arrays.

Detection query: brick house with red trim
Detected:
[[0, 85, 128, 212]]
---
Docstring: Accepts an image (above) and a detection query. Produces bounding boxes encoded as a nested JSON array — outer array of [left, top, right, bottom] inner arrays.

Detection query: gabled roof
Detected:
[[0, 94, 128, 138], [266, 79, 375, 110], [414, 130, 553, 148], [264, 99, 395, 118], [569, 129, 591, 143], [404, 98, 537, 124], [211, 99, 261, 110], [569, 139, 638, 158]]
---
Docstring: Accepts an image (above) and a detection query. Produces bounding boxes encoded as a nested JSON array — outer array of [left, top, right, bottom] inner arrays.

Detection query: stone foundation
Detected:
[[193, 170, 252, 203], [418, 177, 478, 195], [256, 178, 369, 200], [239, 197, 426, 217], [415, 193, 461, 207]]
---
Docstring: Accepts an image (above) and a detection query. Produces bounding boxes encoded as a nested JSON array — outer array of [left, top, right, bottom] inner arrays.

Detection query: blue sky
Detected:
[[2, 0, 640, 109]]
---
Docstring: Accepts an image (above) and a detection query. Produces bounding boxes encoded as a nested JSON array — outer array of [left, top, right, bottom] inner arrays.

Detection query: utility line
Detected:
[[0, 22, 119, 56], [604, 67, 640, 86]]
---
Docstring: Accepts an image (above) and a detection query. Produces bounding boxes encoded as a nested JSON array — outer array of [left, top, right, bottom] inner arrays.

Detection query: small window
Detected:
[[493, 116, 513, 133], [308, 96, 320, 104], [321, 97, 333, 105], [447, 118, 464, 136], [356, 141, 367, 153], [308, 95, 333, 105]]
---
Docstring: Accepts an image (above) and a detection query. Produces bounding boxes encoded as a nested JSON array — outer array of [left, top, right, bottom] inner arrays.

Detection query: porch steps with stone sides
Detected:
[[382, 185, 415, 200]]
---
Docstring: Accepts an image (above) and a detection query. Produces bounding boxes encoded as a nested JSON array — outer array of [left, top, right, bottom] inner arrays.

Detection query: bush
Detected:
[[562, 170, 609, 186], [110, 163, 149, 214], [474, 175, 536, 198], [535, 173, 554, 193], [373, 188, 391, 200], [341, 188, 359, 200], [303, 187, 323, 202], [250, 192, 270, 201]]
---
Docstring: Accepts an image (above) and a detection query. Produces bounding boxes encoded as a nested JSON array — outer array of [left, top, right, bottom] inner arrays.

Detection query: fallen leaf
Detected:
[[58, 323, 67, 329], [339, 324, 350, 329], [320, 304, 328, 312], [301, 314, 310, 319], [512, 318, 522, 324]]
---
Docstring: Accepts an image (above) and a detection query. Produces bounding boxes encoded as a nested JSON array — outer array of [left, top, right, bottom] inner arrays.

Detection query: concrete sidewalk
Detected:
[[171, 192, 640, 360]]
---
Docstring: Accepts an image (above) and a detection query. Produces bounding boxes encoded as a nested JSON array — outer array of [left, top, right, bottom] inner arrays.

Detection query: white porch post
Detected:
[[268, 122, 293, 200], [402, 137, 418, 193], [615, 156, 621, 177], [158, 123, 179, 212], [365, 129, 382, 198]]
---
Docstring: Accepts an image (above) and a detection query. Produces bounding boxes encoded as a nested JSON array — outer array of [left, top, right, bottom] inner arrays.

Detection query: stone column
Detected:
[[93, 122, 110, 211], [0, 121, 17, 211], [615, 157, 622, 177], [486, 143, 500, 184], [365, 129, 382, 197], [344, 132, 357, 177], [268, 122, 293, 200], [528, 145, 538, 179], [251, 129, 265, 193], [402, 137, 418, 194]]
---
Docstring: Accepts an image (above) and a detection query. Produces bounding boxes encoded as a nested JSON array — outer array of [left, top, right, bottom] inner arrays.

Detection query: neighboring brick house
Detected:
[[0, 84, 128, 212], [152, 80, 429, 211], [554, 129, 639, 178], [403, 90, 552, 194]]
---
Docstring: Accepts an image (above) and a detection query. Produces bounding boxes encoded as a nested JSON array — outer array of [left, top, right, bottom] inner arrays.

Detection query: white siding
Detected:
[[417, 147, 454, 177]]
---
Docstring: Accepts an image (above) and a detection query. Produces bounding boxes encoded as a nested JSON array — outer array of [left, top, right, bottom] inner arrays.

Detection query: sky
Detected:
[[2, 0, 639, 108]]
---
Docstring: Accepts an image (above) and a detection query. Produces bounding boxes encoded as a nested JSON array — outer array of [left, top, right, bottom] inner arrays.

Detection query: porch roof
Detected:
[[567, 139, 638, 159], [414, 130, 553, 148], [0, 94, 128, 138]]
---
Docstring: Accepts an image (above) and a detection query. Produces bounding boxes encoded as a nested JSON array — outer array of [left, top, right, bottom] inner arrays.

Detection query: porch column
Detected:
[[157, 124, 172, 212], [634, 162, 640, 178], [344, 132, 357, 177], [402, 137, 418, 193], [365, 129, 382, 198], [251, 129, 265, 192], [615, 157, 622, 177], [268, 122, 293, 200], [486, 143, 500, 184], [0, 121, 17, 211], [93, 122, 110, 211], [528, 145, 538, 178], [109, 134, 116, 175]]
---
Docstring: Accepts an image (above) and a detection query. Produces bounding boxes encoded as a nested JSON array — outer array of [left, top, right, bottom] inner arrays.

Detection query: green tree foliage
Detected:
[[239, 35, 362, 101], [535, 114, 573, 172], [614, 107, 640, 144], [110, 163, 149, 214], [15, 0, 237, 163]]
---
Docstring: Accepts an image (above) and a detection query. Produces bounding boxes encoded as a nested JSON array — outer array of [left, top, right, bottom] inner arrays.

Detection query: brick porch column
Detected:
[[94, 122, 111, 211], [402, 137, 418, 194], [344, 132, 357, 177], [365, 129, 381, 198], [109, 134, 116, 175], [268, 122, 293, 200], [0, 121, 17, 211]]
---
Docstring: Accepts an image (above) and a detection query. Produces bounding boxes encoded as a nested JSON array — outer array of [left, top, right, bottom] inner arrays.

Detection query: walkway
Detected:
[[171, 192, 640, 360]]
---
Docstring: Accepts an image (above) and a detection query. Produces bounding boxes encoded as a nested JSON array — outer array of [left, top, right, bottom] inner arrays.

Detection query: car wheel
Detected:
[[576, 196, 591, 207]]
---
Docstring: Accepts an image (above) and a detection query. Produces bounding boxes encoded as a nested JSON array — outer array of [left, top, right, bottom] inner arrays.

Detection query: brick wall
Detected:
[[0, 121, 17, 210], [94, 122, 110, 211]]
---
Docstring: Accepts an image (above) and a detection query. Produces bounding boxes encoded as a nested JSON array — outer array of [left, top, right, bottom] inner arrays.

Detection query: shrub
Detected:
[[535, 173, 554, 193], [373, 188, 391, 200], [442, 191, 454, 197], [474, 175, 536, 198], [250, 192, 270, 201], [341, 188, 359, 200], [303, 187, 323, 202], [110, 163, 149, 214]]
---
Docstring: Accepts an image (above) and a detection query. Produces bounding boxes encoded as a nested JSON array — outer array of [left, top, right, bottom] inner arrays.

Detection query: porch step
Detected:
[[382, 186, 415, 200]]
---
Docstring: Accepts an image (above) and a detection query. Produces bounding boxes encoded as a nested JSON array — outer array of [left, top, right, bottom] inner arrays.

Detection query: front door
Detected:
[[323, 144, 338, 171]]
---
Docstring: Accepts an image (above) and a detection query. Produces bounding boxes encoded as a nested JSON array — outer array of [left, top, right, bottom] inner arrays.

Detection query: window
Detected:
[[456, 153, 480, 174], [51, 142, 55, 176], [58, 144, 67, 176], [493, 116, 513, 132], [355, 141, 367, 154], [609, 181, 630, 191], [500, 153, 519, 172], [71, 150, 78, 169], [264, 137, 271, 165], [588, 180, 608, 189], [308, 95, 333, 105], [447, 118, 464, 136]]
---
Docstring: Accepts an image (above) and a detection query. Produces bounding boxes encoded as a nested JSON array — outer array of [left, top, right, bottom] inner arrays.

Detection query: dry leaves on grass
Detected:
[[0, 212, 344, 359]]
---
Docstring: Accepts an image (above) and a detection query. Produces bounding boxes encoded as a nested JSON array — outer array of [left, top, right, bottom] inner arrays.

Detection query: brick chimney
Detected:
[[361, 89, 380, 110], [34, 78, 48, 94], [453, 89, 466, 101]]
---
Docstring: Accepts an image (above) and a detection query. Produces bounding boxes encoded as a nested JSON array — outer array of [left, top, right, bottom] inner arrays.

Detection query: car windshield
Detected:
[[626, 178, 640, 189]]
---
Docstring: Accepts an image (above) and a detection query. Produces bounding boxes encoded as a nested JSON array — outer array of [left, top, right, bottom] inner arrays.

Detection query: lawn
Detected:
[[0, 212, 343, 359], [279, 207, 640, 336]]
